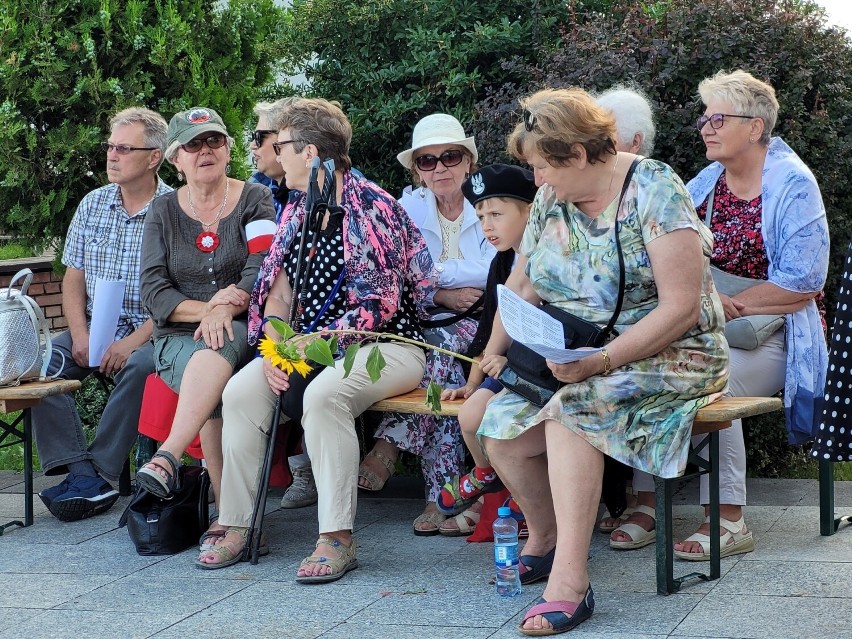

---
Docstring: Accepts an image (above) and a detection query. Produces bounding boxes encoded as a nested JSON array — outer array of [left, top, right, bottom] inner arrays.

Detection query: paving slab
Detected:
[[673, 593, 852, 638]]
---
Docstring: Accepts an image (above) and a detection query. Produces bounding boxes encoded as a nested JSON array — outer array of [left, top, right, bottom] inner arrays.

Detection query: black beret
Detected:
[[462, 163, 537, 206]]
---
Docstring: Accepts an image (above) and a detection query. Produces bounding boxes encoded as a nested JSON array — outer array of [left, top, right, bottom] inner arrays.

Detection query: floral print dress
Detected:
[[477, 160, 729, 478]]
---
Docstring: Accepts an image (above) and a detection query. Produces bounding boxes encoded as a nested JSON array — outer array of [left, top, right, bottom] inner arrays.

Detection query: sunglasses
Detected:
[[249, 129, 276, 146], [272, 139, 297, 156], [414, 149, 466, 171], [523, 108, 538, 133], [695, 113, 756, 131], [180, 134, 227, 153], [102, 142, 157, 155]]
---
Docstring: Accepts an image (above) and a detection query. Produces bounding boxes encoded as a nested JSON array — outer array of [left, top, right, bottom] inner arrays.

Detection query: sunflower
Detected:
[[258, 335, 313, 377]]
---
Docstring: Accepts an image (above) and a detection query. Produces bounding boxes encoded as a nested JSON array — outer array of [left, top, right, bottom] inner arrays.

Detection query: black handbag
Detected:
[[497, 157, 642, 407], [118, 465, 210, 556]]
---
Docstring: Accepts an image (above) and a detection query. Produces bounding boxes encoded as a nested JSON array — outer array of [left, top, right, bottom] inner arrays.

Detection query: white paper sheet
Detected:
[[497, 285, 601, 363], [88, 278, 126, 368]]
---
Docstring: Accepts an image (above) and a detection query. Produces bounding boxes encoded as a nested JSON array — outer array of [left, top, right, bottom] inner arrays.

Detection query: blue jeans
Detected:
[[29, 330, 154, 482]]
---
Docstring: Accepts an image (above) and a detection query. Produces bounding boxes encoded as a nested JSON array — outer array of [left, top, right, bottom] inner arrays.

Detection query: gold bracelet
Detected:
[[600, 349, 612, 376]]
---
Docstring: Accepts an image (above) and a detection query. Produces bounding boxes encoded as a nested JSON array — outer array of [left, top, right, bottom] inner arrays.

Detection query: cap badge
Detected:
[[471, 173, 485, 195], [186, 108, 212, 124]]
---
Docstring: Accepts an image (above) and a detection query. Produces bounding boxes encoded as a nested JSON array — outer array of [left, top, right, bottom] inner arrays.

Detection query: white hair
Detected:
[[596, 85, 656, 156]]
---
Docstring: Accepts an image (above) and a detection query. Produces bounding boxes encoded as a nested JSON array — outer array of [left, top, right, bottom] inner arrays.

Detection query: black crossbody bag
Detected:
[[497, 157, 642, 407]]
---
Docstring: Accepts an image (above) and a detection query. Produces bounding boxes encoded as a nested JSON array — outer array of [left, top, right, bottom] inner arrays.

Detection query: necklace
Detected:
[[188, 179, 230, 252], [577, 154, 620, 234]]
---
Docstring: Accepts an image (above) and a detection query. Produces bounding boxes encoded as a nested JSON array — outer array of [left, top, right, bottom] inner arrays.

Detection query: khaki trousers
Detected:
[[218, 342, 425, 532]]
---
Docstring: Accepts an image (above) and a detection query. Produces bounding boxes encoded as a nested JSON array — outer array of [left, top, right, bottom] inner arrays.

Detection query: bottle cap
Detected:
[[497, 506, 511, 518]]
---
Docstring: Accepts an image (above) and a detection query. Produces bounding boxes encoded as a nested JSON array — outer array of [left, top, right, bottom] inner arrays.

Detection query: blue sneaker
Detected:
[[48, 475, 119, 522], [38, 475, 75, 508]]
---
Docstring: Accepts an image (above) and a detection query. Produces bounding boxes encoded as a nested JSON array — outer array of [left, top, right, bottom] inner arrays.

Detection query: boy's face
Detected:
[[475, 197, 531, 252]]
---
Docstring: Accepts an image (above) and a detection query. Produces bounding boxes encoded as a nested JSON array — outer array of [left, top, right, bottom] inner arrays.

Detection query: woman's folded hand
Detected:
[[205, 284, 248, 314], [194, 305, 235, 350]]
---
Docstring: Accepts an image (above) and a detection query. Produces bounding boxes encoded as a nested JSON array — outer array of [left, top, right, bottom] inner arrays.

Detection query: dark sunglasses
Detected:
[[523, 108, 538, 133], [181, 134, 227, 153], [272, 139, 297, 156], [695, 113, 756, 131], [102, 142, 156, 155], [249, 129, 276, 146], [414, 149, 465, 171]]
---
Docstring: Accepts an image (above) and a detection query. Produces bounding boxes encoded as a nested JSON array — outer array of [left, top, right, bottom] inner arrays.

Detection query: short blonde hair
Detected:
[[275, 97, 352, 171], [508, 88, 616, 165], [698, 69, 778, 145]]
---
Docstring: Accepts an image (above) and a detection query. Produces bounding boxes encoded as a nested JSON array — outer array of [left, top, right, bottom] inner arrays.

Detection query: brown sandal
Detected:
[[296, 535, 358, 584], [357, 449, 396, 492], [413, 510, 447, 536]]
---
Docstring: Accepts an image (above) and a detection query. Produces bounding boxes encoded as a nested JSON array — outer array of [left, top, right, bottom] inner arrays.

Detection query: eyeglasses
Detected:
[[249, 129, 276, 146], [414, 149, 465, 171], [101, 142, 157, 155], [695, 113, 756, 131], [272, 140, 297, 156], [180, 134, 227, 153]]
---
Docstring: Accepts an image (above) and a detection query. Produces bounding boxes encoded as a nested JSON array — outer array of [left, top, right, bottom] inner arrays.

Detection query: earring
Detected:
[[177, 171, 184, 182], [419, 186, 426, 198], [226, 163, 231, 175], [749, 137, 754, 143]]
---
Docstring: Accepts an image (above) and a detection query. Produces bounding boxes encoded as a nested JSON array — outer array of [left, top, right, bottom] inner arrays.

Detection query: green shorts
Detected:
[[153, 320, 250, 419]]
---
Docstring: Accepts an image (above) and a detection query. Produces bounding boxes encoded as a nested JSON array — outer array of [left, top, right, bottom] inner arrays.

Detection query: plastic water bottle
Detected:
[[493, 506, 522, 597]]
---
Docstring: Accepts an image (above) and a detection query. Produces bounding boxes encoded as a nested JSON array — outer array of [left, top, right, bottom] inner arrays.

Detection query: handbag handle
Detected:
[[584, 156, 645, 341]]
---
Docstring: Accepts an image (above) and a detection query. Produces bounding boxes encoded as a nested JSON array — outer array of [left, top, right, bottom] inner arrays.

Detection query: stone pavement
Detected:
[[1, 472, 852, 639]]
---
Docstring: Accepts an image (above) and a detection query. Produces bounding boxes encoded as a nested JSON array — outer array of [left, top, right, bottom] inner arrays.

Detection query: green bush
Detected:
[[0, 0, 286, 250], [278, 0, 568, 195]]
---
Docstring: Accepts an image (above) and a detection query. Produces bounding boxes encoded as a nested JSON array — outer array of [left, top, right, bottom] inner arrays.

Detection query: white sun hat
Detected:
[[396, 113, 479, 169]]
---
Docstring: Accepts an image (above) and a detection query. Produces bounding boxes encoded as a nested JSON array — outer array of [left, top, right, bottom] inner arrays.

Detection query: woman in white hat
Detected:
[[360, 113, 497, 534]]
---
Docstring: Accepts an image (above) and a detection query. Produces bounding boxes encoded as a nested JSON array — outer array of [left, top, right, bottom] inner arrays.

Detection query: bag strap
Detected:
[[599, 156, 644, 339], [419, 293, 484, 329], [703, 181, 716, 226]]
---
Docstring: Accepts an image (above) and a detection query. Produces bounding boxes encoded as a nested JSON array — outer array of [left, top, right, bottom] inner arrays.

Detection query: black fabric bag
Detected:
[[118, 465, 210, 556], [497, 158, 643, 407]]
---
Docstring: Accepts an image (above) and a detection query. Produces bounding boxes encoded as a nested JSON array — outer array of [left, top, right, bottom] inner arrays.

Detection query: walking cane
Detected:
[[245, 157, 334, 563]]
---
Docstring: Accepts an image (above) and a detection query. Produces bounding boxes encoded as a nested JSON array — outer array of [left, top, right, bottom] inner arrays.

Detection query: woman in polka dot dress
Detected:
[[812, 243, 852, 461]]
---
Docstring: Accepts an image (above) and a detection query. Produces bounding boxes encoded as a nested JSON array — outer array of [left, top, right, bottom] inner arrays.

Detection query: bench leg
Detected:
[[0, 410, 32, 534], [655, 429, 724, 594], [708, 430, 721, 581], [655, 475, 675, 594], [118, 459, 132, 497]]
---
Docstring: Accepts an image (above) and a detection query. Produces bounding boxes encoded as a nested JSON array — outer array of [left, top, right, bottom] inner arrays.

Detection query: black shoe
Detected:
[[38, 475, 75, 509], [48, 475, 119, 522]]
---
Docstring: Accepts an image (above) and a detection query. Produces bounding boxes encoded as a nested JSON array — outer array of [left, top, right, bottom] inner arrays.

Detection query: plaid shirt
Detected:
[[62, 179, 172, 339]]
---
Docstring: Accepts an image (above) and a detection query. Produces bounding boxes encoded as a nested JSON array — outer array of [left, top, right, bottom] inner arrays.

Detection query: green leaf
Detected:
[[342, 344, 359, 378], [268, 318, 295, 341], [304, 339, 335, 367], [327, 336, 339, 354], [426, 381, 443, 414], [365, 346, 386, 383]]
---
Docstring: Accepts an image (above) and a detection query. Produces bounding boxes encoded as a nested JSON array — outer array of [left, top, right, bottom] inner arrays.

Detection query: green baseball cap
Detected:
[[167, 107, 229, 147]]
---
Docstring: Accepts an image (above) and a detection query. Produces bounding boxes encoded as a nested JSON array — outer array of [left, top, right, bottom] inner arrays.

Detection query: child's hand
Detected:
[[442, 383, 477, 401], [480, 354, 507, 379]]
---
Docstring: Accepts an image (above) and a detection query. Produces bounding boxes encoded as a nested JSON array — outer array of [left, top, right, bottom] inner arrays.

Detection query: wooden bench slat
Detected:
[[0, 379, 82, 413], [368, 390, 782, 424]]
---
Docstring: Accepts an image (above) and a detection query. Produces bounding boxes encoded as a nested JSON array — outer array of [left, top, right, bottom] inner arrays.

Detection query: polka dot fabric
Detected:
[[812, 241, 852, 461]]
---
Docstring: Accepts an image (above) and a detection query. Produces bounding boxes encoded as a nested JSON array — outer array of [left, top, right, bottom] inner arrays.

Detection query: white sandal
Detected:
[[597, 487, 638, 533], [609, 504, 656, 550], [674, 515, 754, 561]]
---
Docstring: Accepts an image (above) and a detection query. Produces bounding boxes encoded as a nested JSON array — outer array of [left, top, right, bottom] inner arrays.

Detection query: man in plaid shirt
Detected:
[[32, 107, 172, 521]]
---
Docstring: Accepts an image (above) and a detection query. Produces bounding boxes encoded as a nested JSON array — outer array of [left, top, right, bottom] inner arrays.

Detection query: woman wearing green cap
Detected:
[[138, 107, 276, 549]]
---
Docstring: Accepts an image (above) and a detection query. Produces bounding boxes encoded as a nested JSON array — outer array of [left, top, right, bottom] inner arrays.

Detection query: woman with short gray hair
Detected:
[[616, 70, 829, 561]]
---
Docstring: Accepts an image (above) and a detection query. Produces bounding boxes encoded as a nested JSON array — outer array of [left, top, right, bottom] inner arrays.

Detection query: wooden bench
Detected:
[[368, 390, 783, 595], [0, 379, 81, 532]]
